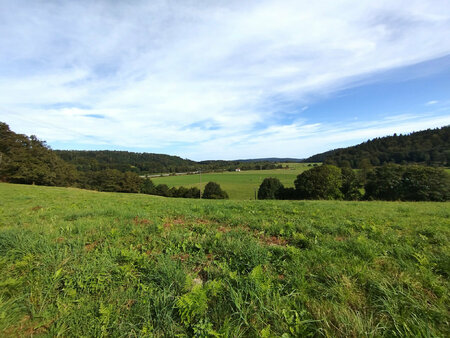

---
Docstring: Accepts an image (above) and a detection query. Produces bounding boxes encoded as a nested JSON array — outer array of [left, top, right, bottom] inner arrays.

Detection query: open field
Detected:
[[151, 164, 315, 199], [0, 183, 449, 336]]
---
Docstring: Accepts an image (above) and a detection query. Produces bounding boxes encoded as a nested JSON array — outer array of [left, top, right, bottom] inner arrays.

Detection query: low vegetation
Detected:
[[1, 183, 449, 336]]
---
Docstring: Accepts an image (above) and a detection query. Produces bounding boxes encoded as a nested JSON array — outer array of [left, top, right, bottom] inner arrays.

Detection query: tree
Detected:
[[294, 165, 343, 200], [0, 122, 78, 187], [365, 164, 450, 201], [401, 166, 449, 201], [202, 182, 228, 199], [257, 177, 284, 199], [341, 167, 362, 200], [155, 184, 170, 197], [364, 164, 404, 200], [184, 187, 201, 199], [141, 178, 156, 194], [121, 172, 141, 193]]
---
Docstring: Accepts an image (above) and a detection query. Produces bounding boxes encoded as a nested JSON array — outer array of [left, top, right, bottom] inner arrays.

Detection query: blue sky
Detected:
[[1, 0, 450, 160]]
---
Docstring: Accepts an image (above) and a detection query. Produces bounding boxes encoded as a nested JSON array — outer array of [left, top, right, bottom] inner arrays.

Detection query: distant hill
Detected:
[[304, 126, 450, 168], [55, 151, 284, 174], [55, 150, 198, 174], [234, 158, 304, 163]]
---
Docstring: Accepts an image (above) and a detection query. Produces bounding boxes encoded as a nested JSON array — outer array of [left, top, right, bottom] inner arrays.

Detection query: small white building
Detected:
[[235, 168, 241, 172]]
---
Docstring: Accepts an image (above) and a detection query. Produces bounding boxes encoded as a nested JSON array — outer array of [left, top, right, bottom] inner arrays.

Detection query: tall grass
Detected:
[[0, 183, 449, 336]]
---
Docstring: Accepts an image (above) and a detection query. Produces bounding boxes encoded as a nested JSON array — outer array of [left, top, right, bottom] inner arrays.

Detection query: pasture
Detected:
[[151, 163, 315, 199], [0, 183, 449, 336]]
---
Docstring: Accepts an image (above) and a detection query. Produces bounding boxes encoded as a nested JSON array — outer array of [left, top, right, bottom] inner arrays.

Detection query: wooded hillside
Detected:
[[304, 126, 450, 168]]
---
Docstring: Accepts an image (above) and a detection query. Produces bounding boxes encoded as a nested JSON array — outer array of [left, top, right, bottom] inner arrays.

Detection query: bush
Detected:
[[202, 182, 228, 199], [257, 178, 284, 200]]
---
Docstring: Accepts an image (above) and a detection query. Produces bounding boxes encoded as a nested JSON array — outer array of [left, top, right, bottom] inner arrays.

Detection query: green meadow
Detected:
[[151, 163, 314, 200], [0, 183, 449, 336]]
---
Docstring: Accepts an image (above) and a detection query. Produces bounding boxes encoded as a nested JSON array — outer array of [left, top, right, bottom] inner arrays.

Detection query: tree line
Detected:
[[304, 126, 450, 168], [0, 122, 229, 199], [258, 164, 449, 201], [55, 150, 283, 175]]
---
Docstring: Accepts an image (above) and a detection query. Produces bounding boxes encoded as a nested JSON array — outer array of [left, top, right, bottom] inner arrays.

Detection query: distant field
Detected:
[[0, 183, 449, 336], [152, 163, 316, 199]]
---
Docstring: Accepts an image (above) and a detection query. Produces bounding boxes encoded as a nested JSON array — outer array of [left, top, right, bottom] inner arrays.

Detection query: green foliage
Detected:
[[258, 177, 284, 199], [155, 184, 170, 196], [177, 285, 208, 325], [202, 182, 229, 199], [365, 164, 450, 201], [294, 165, 343, 200], [340, 167, 362, 200], [0, 122, 78, 186], [140, 178, 156, 194], [306, 126, 450, 167]]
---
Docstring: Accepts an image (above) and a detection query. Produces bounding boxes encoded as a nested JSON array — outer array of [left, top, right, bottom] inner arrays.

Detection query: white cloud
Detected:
[[0, 0, 450, 159]]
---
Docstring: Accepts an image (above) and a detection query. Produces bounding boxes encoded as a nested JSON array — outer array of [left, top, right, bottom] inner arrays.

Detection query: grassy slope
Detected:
[[0, 183, 449, 336], [151, 164, 312, 200]]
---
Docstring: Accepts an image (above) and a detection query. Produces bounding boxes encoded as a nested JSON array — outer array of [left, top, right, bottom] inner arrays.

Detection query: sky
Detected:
[[1, 0, 450, 161]]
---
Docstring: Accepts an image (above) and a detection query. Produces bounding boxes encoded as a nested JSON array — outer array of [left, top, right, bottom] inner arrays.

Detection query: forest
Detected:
[[304, 126, 450, 167], [55, 150, 282, 174]]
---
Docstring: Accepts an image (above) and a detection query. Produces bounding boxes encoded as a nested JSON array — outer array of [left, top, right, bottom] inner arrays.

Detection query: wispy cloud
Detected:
[[1, 0, 450, 159]]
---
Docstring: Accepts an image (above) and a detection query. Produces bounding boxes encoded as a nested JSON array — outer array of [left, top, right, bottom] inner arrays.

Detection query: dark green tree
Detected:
[[0, 122, 78, 186], [184, 187, 201, 199], [294, 165, 343, 200], [202, 182, 229, 199], [257, 177, 284, 199], [141, 178, 156, 194], [364, 164, 404, 200], [365, 164, 449, 201], [401, 166, 449, 201], [341, 167, 362, 200], [120, 172, 141, 193], [155, 184, 170, 197]]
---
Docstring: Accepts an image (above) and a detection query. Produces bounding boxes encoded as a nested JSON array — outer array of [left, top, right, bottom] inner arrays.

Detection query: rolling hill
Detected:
[[304, 126, 450, 167]]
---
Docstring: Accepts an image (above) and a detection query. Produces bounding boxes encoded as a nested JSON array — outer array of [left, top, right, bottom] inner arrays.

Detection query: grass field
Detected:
[[0, 183, 449, 336], [151, 163, 315, 200]]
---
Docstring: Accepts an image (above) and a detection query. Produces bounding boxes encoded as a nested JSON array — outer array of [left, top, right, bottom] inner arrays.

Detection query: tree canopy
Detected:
[[0, 122, 78, 186], [202, 182, 229, 199], [305, 126, 450, 167], [365, 164, 449, 201], [294, 165, 344, 200], [257, 177, 284, 200]]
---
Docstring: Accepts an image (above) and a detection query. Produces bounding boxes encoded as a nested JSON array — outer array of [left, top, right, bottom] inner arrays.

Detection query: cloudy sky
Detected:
[[1, 0, 450, 160]]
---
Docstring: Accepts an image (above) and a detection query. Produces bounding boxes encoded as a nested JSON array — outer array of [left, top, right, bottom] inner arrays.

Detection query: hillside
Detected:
[[304, 126, 450, 167], [55, 150, 198, 174], [1, 183, 449, 336], [55, 151, 284, 175]]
